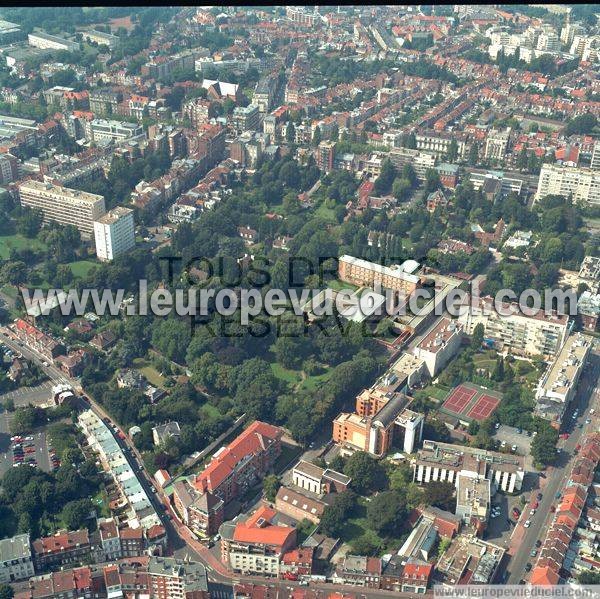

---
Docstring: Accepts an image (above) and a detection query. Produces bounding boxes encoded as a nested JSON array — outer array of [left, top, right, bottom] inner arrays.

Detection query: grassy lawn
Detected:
[[92, 489, 111, 518], [132, 358, 167, 388], [271, 362, 303, 385], [68, 260, 97, 279], [423, 383, 451, 402], [300, 370, 332, 391], [0, 234, 47, 260], [314, 202, 337, 221], [327, 279, 359, 293], [270, 362, 333, 392]]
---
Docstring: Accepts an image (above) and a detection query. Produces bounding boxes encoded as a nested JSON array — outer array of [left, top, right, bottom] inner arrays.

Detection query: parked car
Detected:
[[524, 520, 531, 528], [525, 563, 532, 572], [535, 540, 542, 548], [537, 493, 543, 501]]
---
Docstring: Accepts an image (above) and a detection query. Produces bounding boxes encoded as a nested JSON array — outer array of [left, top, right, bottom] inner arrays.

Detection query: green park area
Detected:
[[68, 260, 97, 279], [0, 234, 47, 260]]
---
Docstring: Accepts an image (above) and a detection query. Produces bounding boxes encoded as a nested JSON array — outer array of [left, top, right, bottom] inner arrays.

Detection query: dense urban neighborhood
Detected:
[[0, 4, 599, 598]]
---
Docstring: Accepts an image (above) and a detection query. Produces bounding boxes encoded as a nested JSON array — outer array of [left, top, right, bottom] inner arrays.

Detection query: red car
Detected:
[[560, 433, 569, 440], [532, 501, 539, 509]]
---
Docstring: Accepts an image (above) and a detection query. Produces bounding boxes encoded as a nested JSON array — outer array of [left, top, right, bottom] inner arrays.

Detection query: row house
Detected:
[[32, 530, 91, 572], [13, 318, 64, 360], [14, 566, 93, 599]]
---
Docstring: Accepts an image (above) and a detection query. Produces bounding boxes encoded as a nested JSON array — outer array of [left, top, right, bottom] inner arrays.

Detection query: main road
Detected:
[[506, 349, 600, 583]]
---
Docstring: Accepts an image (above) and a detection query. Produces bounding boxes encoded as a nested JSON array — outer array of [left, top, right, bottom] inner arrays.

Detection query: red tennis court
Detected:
[[442, 385, 477, 414], [466, 394, 501, 421]]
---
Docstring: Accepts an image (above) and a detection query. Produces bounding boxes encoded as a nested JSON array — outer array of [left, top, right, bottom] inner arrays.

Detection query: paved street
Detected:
[[506, 350, 600, 583]]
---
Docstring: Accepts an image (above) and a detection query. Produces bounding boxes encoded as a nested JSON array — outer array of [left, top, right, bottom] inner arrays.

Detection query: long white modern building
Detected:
[[534, 333, 591, 425], [28, 31, 79, 52], [18, 180, 106, 237], [535, 164, 600, 205], [413, 440, 525, 494], [94, 206, 135, 261]]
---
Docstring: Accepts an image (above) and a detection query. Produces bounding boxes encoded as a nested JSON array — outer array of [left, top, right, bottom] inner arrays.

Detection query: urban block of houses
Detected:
[[171, 422, 284, 536], [531, 432, 600, 585], [435, 533, 505, 585], [78, 410, 164, 535]]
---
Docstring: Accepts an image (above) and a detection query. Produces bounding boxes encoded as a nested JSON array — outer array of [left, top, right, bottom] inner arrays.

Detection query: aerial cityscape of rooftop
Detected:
[[0, 3, 599, 598]]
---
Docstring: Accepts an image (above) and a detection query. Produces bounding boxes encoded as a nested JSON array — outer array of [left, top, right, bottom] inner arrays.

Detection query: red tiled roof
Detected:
[[233, 505, 295, 548], [531, 565, 560, 586], [33, 529, 89, 555], [195, 421, 282, 493], [403, 562, 433, 581]]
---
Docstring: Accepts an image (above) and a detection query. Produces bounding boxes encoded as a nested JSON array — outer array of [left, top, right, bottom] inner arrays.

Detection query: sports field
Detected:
[[440, 382, 502, 423]]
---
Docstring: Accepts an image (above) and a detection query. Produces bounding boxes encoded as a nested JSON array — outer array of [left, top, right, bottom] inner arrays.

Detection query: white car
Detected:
[[530, 509, 536, 516], [491, 513, 498, 519], [524, 520, 531, 528], [585, 418, 591, 424]]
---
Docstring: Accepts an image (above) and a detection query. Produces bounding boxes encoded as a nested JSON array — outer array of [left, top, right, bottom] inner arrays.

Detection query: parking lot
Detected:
[[0, 430, 57, 477], [494, 424, 534, 458], [0, 380, 55, 408]]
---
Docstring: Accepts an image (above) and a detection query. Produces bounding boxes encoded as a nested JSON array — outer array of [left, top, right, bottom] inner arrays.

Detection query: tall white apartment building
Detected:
[[413, 317, 463, 377], [535, 164, 600, 205], [18, 180, 106, 237], [591, 140, 600, 171], [0, 534, 35, 583], [93, 207, 135, 261], [484, 128, 511, 161], [457, 296, 569, 358]]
